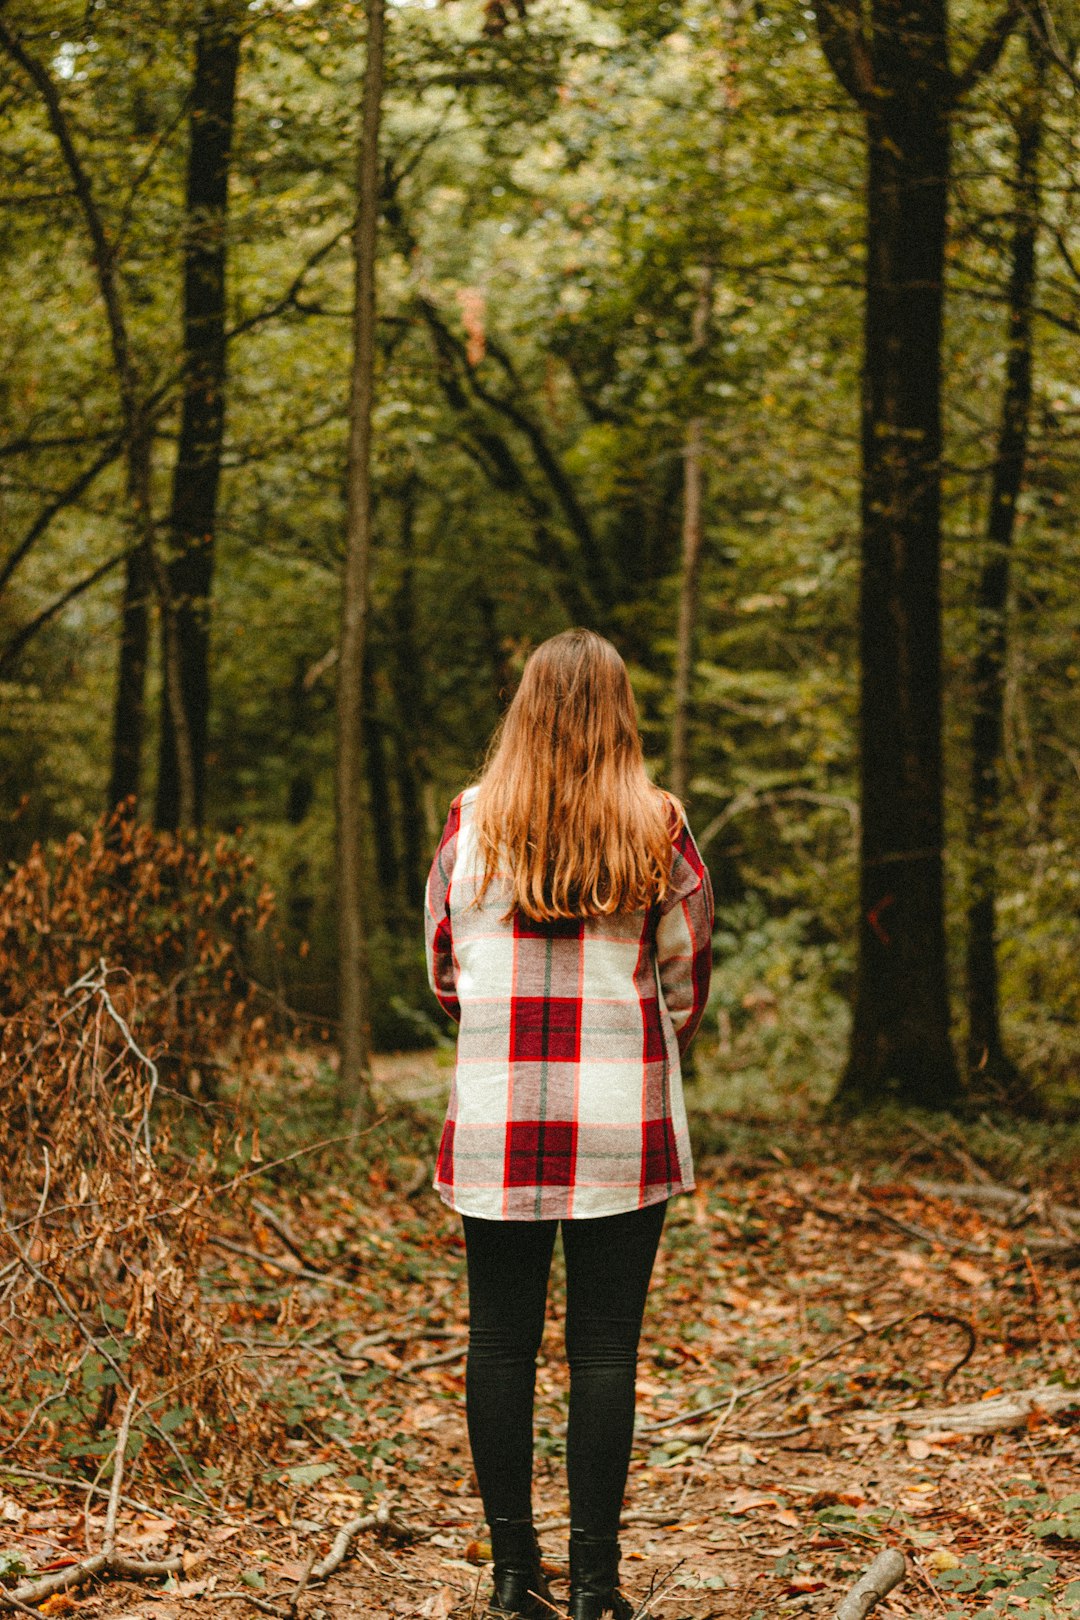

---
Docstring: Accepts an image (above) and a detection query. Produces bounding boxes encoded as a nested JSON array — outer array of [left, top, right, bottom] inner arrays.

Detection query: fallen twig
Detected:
[[0, 1393, 182, 1611], [910, 1178, 1080, 1234], [287, 1549, 319, 1617], [906, 1118, 997, 1185], [853, 1383, 1079, 1436], [252, 1198, 330, 1273], [210, 1592, 288, 1617], [535, 1509, 682, 1533], [630, 1557, 685, 1619], [104, 1387, 139, 1555], [0, 1551, 184, 1613], [645, 1308, 969, 1433], [398, 1343, 468, 1375], [206, 1234, 366, 1291], [835, 1547, 906, 1619], [309, 1500, 428, 1582]]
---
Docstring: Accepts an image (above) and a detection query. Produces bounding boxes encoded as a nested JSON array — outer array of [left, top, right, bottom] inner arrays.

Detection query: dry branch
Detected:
[[207, 1234, 367, 1292], [252, 1198, 329, 1271], [645, 1307, 972, 1433], [309, 1500, 427, 1581], [910, 1178, 1080, 1231], [900, 1384, 1078, 1435], [835, 1548, 907, 1620], [0, 1391, 182, 1611]]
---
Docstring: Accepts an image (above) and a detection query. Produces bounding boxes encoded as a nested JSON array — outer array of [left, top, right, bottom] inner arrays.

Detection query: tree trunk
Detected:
[[364, 641, 400, 909], [390, 474, 428, 913], [812, 0, 965, 1110], [156, 7, 241, 830], [335, 0, 385, 1124], [108, 424, 154, 811], [670, 267, 712, 807], [966, 34, 1043, 1098]]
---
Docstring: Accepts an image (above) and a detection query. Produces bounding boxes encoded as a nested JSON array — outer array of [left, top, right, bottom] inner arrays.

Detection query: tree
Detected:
[[670, 265, 713, 807], [335, 0, 386, 1124], [966, 27, 1045, 1099], [0, 12, 158, 813], [813, 0, 1021, 1110], [156, 4, 243, 831]]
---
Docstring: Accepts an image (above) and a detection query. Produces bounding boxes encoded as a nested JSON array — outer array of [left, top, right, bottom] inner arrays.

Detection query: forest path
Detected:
[[69, 1055, 1080, 1618]]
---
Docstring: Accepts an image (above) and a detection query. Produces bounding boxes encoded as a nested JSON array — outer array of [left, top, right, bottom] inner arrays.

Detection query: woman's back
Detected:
[[426, 783, 713, 1220]]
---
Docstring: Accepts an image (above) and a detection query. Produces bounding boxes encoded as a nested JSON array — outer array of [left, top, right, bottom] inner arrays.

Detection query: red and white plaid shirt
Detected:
[[424, 786, 714, 1220]]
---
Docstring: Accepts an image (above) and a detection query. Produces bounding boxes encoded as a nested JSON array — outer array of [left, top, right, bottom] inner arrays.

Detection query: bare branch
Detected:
[[0, 15, 138, 426], [951, 0, 1024, 101], [0, 433, 125, 595], [1023, 0, 1080, 90], [836, 1549, 907, 1620], [812, 0, 875, 105], [0, 548, 128, 673]]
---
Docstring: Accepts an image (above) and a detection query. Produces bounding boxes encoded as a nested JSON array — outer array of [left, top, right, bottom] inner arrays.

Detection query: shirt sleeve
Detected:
[[424, 794, 463, 1024], [654, 810, 714, 1056]]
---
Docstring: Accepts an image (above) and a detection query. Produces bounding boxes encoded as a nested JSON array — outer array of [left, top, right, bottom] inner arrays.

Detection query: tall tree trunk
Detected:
[[364, 641, 400, 909], [156, 7, 241, 830], [108, 424, 154, 810], [814, 0, 1020, 1111], [966, 34, 1043, 1097], [335, 0, 385, 1124], [670, 268, 712, 807], [390, 473, 428, 913], [843, 21, 958, 1109]]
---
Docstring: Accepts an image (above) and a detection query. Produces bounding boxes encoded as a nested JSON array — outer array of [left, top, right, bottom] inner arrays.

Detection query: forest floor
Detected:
[[3, 1048, 1079, 1620]]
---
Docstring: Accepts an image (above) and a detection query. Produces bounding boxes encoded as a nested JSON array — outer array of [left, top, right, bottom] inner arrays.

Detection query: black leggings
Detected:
[[462, 1199, 666, 1539]]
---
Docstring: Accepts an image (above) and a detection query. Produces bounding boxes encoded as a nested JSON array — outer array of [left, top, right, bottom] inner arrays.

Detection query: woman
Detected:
[[424, 629, 713, 1620]]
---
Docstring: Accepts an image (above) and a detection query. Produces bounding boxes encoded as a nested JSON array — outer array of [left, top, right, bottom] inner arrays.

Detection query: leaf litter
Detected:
[[2, 1049, 1077, 1620]]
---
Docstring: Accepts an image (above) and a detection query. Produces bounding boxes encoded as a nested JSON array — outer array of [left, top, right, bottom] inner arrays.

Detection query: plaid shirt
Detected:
[[424, 785, 714, 1220]]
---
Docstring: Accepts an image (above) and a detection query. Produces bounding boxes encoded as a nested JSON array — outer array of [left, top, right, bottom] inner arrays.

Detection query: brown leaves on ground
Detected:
[[1, 1047, 1078, 1618]]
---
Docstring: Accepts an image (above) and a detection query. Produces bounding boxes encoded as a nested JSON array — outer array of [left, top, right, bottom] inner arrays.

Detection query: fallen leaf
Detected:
[[167, 1579, 210, 1599], [728, 1490, 782, 1515], [787, 1576, 826, 1594], [950, 1259, 988, 1287], [38, 1597, 77, 1617]]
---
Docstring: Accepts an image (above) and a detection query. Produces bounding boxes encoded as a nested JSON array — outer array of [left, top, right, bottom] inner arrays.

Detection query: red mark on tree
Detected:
[[867, 893, 895, 945]]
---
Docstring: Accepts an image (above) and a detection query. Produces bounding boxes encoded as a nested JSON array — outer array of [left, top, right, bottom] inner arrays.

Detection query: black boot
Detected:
[[567, 1529, 634, 1620], [488, 1517, 554, 1618]]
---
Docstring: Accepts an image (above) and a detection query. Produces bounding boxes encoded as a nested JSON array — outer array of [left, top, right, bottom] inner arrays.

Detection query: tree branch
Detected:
[[950, 0, 1024, 101], [0, 547, 129, 673], [0, 432, 126, 595], [0, 15, 138, 427], [812, 0, 875, 105]]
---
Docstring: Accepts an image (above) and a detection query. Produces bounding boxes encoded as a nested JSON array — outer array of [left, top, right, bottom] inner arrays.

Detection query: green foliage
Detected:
[[0, 0, 1077, 1106]]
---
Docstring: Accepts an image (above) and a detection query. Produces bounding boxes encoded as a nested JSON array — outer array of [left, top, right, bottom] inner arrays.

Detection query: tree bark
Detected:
[[335, 0, 385, 1124], [390, 473, 429, 913], [670, 268, 712, 807], [108, 426, 155, 810], [841, 8, 959, 1109], [364, 640, 400, 909], [966, 32, 1043, 1096], [156, 6, 241, 830], [813, 0, 1019, 1111]]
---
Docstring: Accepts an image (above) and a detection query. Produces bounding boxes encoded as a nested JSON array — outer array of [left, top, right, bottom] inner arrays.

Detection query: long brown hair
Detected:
[[472, 629, 675, 921]]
